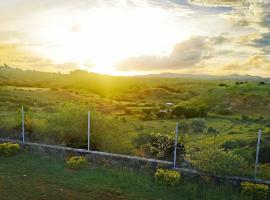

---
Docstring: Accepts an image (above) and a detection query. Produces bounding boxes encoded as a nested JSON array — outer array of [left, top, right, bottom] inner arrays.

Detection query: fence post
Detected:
[[173, 122, 179, 169], [87, 111, 91, 151], [21, 106, 25, 143], [254, 129, 262, 179]]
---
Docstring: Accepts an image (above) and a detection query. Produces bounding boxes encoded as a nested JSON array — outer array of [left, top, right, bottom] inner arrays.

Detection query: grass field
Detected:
[[0, 152, 251, 200], [0, 66, 270, 179]]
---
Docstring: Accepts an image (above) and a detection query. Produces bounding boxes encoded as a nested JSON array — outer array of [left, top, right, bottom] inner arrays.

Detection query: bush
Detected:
[[219, 83, 227, 87], [258, 144, 270, 163], [172, 106, 207, 119], [190, 148, 250, 176], [241, 115, 249, 121], [140, 108, 156, 120], [190, 118, 207, 133], [221, 139, 248, 150], [124, 108, 131, 115], [66, 156, 88, 170], [207, 127, 219, 135], [36, 103, 90, 147], [156, 111, 166, 119], [217, 108, 232, 115], [148, 132, 174, 158], [258, 164, 270, 180], [154, 168, 181, 186], [241, 182, 269, 200], [0, 142, 20, 157]]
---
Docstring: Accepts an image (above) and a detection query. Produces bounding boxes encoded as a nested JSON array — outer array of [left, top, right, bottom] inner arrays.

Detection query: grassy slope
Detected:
[[0, 84, 269, 158], [0, 67, 269, 172], [0, 152, 249, 200]]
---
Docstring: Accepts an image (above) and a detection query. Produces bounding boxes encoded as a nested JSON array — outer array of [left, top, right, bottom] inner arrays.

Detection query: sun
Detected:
[[27, 5, 192, 75]]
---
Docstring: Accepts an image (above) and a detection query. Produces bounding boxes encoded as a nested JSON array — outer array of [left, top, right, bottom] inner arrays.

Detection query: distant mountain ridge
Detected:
[[0, 65, 269, 81], [136, 73, 270, 80]]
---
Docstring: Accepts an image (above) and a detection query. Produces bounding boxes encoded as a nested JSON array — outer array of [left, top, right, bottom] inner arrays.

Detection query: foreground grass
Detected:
[[0, 152, 249, 200]]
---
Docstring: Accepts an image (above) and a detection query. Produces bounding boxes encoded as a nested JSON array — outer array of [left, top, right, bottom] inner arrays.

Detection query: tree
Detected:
[[190, 118, 207, 133]]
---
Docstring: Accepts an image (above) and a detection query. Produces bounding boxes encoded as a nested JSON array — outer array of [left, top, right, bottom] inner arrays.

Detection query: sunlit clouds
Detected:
[[0, 0, 269, 76]]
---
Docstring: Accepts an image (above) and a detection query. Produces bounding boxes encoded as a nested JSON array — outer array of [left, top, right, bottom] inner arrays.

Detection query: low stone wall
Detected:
[[0, 138, 172, 170], [0, 138, 269, 187]]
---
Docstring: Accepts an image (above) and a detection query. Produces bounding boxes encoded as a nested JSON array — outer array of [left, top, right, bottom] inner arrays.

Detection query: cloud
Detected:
[[70, 24, 81, 33], [222, 55, 270, 76], [189, 0, 270, 63], [0, 0, 268, 77], [0, 31, 27, 43], [114, 32, 270, 76], [253, 32, 270, 54], [189, 0, 269, 27], [115, 36, 214, 71], [0, 43, 77, 72], [189, 0, 244, 7]]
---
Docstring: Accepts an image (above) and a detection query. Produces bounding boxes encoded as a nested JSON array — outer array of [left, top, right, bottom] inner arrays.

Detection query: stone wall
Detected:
[[0, 138, 172, 170], [0, 138, 269, 187]]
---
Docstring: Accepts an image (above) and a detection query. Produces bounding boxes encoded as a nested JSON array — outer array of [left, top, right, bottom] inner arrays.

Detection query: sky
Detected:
[[0, 0, 269, 77]]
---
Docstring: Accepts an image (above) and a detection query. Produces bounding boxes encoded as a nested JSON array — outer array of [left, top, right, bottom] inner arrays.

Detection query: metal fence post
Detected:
[[88, 111, 91, 151], [254, 129, 262, 179], [21, 106, 25, 143], [173, 122, 179, 169]]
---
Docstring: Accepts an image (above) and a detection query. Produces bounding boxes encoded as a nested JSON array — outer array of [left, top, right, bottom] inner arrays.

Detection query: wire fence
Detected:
[[0, 105, 269, 181]]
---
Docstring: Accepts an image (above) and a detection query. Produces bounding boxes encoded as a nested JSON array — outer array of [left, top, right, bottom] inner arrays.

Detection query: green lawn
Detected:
[[0, 152, 250, 200]]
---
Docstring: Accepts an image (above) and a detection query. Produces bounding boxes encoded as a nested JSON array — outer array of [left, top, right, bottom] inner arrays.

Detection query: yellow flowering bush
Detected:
[[66, 156, 88, 170], [154, 168, 181, 186], [241, 182, 269, 200], [0, 142, 20, 157]]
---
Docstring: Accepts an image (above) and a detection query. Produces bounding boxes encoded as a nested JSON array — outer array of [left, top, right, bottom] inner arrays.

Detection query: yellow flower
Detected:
[[154, 168, 181, 186], [66, 156, 88, 170]]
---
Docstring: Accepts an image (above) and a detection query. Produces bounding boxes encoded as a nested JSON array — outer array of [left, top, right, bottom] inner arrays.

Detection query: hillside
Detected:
[[0, 66, 270, 180]]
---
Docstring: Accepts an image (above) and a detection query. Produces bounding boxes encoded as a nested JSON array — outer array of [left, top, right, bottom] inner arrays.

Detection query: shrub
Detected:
[[0, 142, 20, 157], [221, 139, 248, 150], [241, 115, 249, 121], [156, 111, 166, 119], [35, 103, 89, 146], [148, 132, 174, 158], [258, 164, 270, 180], [207, 127, 218, 135], [217, 108, 232, 115], [124, 108, 131, 115], [154, 168, 181, 186], [190, 148, 250, 176], [219, 83, 227, 87], [258, 144, 270, 163], [66, 156, 88, 170], [241, 182, 269, 200], [172, 106, 207, 119], [140, 108, 156, 120], [190, 118, 207, 133]]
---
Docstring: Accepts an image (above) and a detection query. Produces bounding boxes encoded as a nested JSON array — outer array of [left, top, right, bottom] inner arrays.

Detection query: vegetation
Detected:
[[0, 66, 270, 179], [147, 132, 174, 158], [66, 156, 88, 170], [0, 142, 20, 157], [241, 182, 269, 200], [0, 152, 254, 200], [190, 148, 250, 176], [154, 168, 181, 186]]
